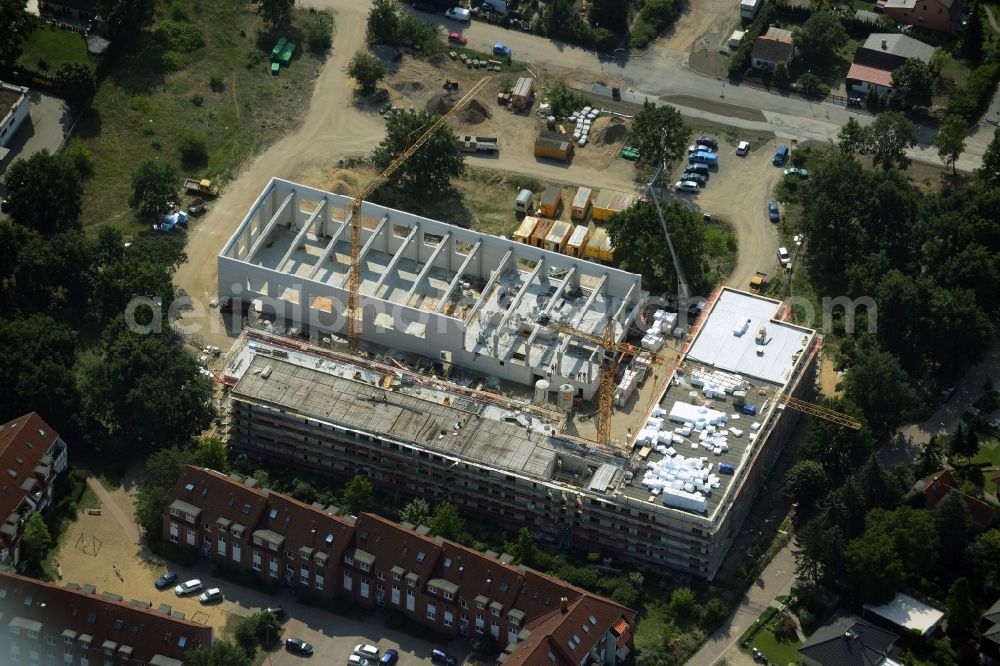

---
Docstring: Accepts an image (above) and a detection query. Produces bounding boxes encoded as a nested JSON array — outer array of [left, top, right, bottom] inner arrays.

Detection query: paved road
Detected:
[[686, 544, 796, 666]]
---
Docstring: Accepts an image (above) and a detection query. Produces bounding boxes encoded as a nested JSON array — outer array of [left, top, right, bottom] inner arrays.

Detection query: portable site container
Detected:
[[566, 223, 593, 258], [571, 187, 593, 220], [592, 189, 637, 222], [513, 216, 539, 244], [539, 186, 562, 218], [534, 135, 574, 161], [585, 227, 614, 262], [511, 77, 534, 110], [529, 217, 555, 248], [544, 220, 573, 254]]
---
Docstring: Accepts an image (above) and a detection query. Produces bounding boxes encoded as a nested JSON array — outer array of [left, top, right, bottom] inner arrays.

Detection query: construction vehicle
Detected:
[[749, 271, 768, 294], [184, 178, 220, 197], [459, 135, 499, 153], [345, 76, 492, 352]]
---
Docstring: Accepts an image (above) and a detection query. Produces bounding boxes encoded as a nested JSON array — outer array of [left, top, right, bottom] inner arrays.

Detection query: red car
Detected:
[[448, 32, 467, 45]]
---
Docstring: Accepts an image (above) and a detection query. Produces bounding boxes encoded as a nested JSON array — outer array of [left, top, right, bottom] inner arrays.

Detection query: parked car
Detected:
[[687, 143, 712, 155], [154, 571, 178, 590], [772, 145, 789, 165], [444, 6, 470, 21], [674, 180, 699, 192], [348, 657, 373, 666], [696, 134, 719, 149], [681, 172, 707, 185], [784, 167, 809, 178], [431, 649, 458, 665], [777, 246, 790, 267], [493, 43, 512, 57], [768, 201, 780, 222], [262, 606, 286, 620], [686, 162, 710, 175], [174, 579, 204, 596], [736, 140, 750, 156], [285, 637, 314, 656], [380, 650, 399, 665], [355, 645, 380, 660], [447, 31, 467, 45], [199, 588, 223, 604]]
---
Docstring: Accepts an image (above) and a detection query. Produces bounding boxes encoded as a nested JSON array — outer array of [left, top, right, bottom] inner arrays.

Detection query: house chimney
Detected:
[[881, 38, 888, 50], [560, 597, 569, 614]]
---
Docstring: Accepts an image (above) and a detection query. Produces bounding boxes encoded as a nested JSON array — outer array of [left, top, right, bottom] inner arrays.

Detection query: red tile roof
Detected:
[[0, 413, 61, 549], [0, 569, 213, 663], [847, 62, 893, 87], [922, 470, 997, 530]]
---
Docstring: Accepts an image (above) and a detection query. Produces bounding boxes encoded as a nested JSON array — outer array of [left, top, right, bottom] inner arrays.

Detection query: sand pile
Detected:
[[597, 117, 628, 144], [427, 95, 491, 125]]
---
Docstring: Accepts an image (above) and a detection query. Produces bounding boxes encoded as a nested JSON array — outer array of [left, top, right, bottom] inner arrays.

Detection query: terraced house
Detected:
[[163, 465, 637, 665]]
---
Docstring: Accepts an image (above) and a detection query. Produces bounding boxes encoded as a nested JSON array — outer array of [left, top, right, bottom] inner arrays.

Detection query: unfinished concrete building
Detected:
[[221, 286, 820, 579], [218, 179, 643, 400]]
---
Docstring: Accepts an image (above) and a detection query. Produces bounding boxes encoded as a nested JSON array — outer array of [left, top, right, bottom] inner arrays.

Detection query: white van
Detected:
[[445, 7, 470, 21], [515, 189, 535, 214]]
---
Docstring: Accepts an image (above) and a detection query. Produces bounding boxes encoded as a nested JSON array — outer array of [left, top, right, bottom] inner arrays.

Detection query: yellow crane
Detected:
[[555, 318, 862, 446], [347, 76, 492, 351]]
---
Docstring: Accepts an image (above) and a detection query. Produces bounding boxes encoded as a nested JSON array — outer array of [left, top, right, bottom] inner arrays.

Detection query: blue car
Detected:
[[154, 571, 178, 590], [380, 650, 399, 665], [768, 201, 780, 223], [493, 43, 512, 57], [772, 145, 789, 165]]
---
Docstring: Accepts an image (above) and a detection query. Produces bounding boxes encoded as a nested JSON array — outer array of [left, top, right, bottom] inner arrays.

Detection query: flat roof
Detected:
[[685, 289, 813, 385], [864, 593, 944, 636]]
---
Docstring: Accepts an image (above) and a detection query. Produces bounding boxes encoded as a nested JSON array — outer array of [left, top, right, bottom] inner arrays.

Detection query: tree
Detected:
[[371, 109, 463, 197], [970, 529, 1000, 597], [916, 436, 944, 476], [864, 111, 918, 171], [934, 115, 967, 175], [794, 516, 845, 587], [91, 233, 185, 327], [798, 398, 873, 486], [842, 341, 917, 435], [960, 4, 984, 60], [55, 63, 97, 112], [97, 0, 155, 40], [366, 0, 399, 44], [22, 512, 52, 562], [186, 641, 251, 666], [606, 202, 706, 292], [235, 610, 282, 652], [838, 117, 866, 154], [845, 530, 904, 604], [975, 127, 1000, 188], [857, 456, 899, 509], [865, 506, 940, 578], [945, 578, 979, 644], [589, 0, 628, 31], [786, 460, 828, 511], [342, 475, 374, 515], [935, 490, 971, 569], [0, 0, 32, 67], [129, 160, 179, 223], [194, 436, 229, 472], [669, 588, 698, 615], [430, 501, 464, 540], [773, 61, 791, 91], [177, 132, 209, 168], [399, 498, 430, 526], [249, 0, 294, 29], [347, 51, 387, 94], [793, 12, 848, 66], [702, 598, 730, 629], [890, 59, 934, 110], [628, 100, 687, 168], [512, 527, 537, 566], [135, 445, 194, 536], [4, 150, 83, 234]]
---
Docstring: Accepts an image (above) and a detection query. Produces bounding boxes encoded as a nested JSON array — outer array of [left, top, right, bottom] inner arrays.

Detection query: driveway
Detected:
[[0, 89, 71, 178]]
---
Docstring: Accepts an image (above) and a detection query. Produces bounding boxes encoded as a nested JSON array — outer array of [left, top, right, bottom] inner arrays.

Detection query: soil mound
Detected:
[[426, 95, 491, 125], [598, 117, 628, 144]]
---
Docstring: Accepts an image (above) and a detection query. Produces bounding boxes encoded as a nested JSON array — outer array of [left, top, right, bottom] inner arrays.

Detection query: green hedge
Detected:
[[738, 606, 780, 647], [148, 538, 200, 567]]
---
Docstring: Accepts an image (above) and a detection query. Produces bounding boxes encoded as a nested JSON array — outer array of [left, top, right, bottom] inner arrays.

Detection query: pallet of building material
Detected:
[[449, 50, 457, 60]]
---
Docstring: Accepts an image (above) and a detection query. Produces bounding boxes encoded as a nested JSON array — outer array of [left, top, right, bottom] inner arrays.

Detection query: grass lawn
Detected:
[[17, 25, 93, 74], [973, 437, 1000, 466], [634, 602, 671, 650], [68, 0, 331, 232], [751, 627, 803, 665]]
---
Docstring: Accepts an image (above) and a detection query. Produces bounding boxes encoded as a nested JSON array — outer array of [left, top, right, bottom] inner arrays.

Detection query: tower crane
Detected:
[[346, 76, 492, 351]]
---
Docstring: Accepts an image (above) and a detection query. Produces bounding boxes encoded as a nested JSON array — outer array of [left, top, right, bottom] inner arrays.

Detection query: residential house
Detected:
[[918, 469, 998, 531], [798, 615, 900, 666], [750, 28, 795, 70], [863, 593, 945, 637], [39, 0, 96, 20], [163, 466, 637, 665], [0, 413, 69, 566], [847, 33, 935, 97], [982, 597, 1000, 665], [0, 569, 213, 666], [883, 0, 962, 33]]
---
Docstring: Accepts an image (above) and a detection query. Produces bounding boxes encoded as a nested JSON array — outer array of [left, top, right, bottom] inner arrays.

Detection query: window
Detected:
[[444, 590, 454, 601], [87, 613, 97, 624], [376, 571, 385, 580], [359, 561, 370, 573], [253, 552, 262, 571], [392, 571, 401, 581], [426, 601, 437, 621], [315, 573, 324, 592], [344, 571, 353, 592], [344, 554, 354, 566], [253, 536, 263, 546], [416, 552, 426, 563]]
